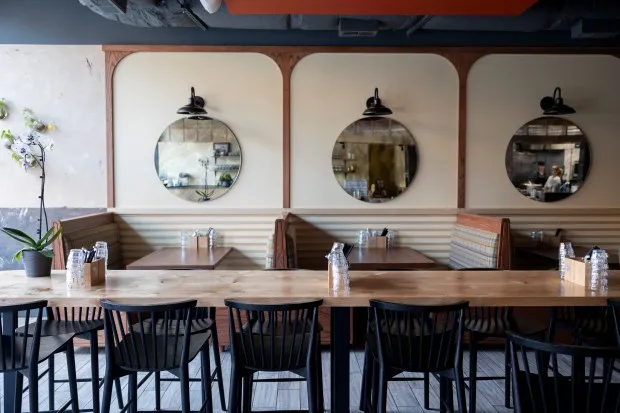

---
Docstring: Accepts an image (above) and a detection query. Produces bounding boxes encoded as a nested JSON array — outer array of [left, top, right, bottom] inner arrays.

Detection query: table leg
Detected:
[[3, 312, 16, 413], [331, 307, 350, 413]]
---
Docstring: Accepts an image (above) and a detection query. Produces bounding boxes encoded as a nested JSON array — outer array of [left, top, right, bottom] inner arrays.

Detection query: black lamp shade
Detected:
[[177, 87, 207, 115], [363, 88, 393, 117], [540, 87, 576, 115]]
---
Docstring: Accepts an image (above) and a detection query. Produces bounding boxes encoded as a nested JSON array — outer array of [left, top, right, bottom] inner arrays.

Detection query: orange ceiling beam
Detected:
[[224, 0, 538, 16]]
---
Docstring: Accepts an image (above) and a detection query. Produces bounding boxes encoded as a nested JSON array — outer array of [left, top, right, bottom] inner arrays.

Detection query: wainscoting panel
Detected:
[[115, 213, 280, 269], [114, 209, 620, 271], [289, 211, 457, 269]]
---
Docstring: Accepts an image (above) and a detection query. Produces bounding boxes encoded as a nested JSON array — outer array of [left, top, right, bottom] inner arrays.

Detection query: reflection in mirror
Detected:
[[154, 118, 241, 202], [332, 117, 418, 203], [506, 117, 590, 203]]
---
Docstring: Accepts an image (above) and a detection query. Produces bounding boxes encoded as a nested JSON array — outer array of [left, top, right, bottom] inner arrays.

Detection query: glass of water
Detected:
[[66, 249, 86, 289]]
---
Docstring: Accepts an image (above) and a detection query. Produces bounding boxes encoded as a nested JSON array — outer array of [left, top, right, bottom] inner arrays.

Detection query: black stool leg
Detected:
[[228, 366, 241, 413], [424, 372, 430, 409], [201, 347, 214, 413], [316, 352, 325, 413], [454, 369, 467, 413], [101, 372, 114, 413], [48, 354, 55, 411], [155, 372, 161, 410], [15, 372, 24, 413], [469, 334, 479, 413], [27, 366, 39, 413], [115, 378, 124, 409], [89, 331, 100, 413], [377, 367, 388, 413], [128, 372, 138, 413], [242, 374, 253, 413], [504, 341, 511, 408], [210, 328, 227, 411], [66, 341, 80, 413], [359, 346, 371, 411], [180, 364, 191, 413]]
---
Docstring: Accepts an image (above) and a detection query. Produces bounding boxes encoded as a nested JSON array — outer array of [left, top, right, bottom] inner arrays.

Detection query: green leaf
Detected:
[[39, 249, 54, 258], [1, 228, 38, 247], [36, 227, 55, 246], [13, 247, 34, 262], [36, 227, 62, 250]]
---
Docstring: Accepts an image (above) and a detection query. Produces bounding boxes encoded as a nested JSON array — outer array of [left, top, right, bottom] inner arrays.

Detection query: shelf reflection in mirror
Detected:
[[505, 116, 590, 203], [154, 117, 242, 202], [332, 117, 418, 203]]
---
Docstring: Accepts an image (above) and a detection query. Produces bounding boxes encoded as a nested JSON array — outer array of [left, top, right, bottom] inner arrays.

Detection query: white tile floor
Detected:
[[1, 347, 520, 412]]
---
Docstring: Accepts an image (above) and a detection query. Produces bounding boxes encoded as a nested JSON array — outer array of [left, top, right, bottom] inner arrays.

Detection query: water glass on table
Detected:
[[66, 249, 86, 289], [95, 241, 109, 275]]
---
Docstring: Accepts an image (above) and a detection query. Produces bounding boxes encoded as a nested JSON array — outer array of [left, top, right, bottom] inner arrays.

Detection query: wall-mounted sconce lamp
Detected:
[[540, 87, 576, 115], [363, 88, 393, 117], [177, 87, 208, 118]]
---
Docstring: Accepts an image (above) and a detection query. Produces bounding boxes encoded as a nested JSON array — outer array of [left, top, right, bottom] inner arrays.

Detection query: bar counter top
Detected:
[[0, 269, 617, 307]]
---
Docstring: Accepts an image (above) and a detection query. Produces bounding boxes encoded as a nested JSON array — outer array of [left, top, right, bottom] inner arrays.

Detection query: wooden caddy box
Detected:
[[564, 257, 592, 287], [83, 259, 106, 286], [366, 235, 387, 249]]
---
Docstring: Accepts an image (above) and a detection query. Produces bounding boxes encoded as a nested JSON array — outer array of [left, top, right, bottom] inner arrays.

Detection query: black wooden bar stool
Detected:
[[225, 298, 324, 413], [507, 331, 620, 412], [2, 300, 80, 413], [100, 298, 214, 413], [361, 299, 469, 413], [16, 306, 125, 413], [148, 307, 227, 411]]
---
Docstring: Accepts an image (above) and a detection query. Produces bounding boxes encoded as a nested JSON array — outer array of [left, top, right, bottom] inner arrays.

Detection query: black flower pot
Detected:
[[22, 250, 53, 278]]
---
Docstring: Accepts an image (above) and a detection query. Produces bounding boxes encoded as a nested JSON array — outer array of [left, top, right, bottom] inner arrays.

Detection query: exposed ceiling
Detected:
[[79, 0, 620, 41]]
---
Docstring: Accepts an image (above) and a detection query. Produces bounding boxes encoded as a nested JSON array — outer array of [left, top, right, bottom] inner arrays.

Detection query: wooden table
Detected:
[[347, 247, 436, 270], [126, 247, 233, 270], [517, 245, 619, 268], [1, 269, 618, 413]]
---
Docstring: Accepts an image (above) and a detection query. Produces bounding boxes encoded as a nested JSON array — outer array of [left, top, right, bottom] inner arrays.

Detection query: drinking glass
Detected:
[[387, 230, 396, 249], [66, 249, 86, 289], [180, 231, 189, 249], [95, 241, 108, 276]]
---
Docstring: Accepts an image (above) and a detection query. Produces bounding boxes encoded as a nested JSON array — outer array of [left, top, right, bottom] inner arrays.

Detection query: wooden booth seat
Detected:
[[52, 212, 123, 270], [448, 213, 511, 271]]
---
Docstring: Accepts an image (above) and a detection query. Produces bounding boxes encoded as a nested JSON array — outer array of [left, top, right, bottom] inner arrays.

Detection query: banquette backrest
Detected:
[[449, 213, 511, 270], [51, 212, 123, 270]]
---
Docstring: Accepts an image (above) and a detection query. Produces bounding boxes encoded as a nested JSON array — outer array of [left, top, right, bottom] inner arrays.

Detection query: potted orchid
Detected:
[[0, 109, 60, 277]]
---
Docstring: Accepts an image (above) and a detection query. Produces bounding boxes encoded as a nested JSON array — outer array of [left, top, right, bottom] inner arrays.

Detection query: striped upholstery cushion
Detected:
[[449, 224, 499, 269]]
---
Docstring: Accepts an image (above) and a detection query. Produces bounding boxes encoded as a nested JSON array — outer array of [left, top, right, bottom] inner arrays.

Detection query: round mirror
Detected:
[[332, 117, 418, 203], [506, 117, 590, 203], [154, 118, 242, 202]]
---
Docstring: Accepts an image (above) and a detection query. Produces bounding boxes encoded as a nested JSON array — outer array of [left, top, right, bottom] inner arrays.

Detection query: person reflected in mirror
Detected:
[[544, 165, 564, 193], [530, 161, 548, 185]]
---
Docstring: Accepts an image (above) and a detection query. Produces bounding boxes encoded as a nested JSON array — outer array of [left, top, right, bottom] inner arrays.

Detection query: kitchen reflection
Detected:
[[506, 117, 590, 203], [154, 117, 242, 202], [332, 117, 418, 203]]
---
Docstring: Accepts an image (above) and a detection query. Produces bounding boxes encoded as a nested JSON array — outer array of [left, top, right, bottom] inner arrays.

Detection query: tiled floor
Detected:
[[4, 347, 516, 412]]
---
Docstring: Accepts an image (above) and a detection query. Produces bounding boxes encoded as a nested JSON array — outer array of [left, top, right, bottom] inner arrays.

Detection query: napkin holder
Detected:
[[83, 259, 106, 286], [193, 236, 210, 249], [366, 235, 387, 249], [564, 256, 591, 287]]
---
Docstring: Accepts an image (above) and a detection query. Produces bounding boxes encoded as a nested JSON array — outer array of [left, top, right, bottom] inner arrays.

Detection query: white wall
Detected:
[[467, 54, 620, 209], [113, 52, 283, 209], [0, 45, 105, 207], [290, 53, 459, 209]]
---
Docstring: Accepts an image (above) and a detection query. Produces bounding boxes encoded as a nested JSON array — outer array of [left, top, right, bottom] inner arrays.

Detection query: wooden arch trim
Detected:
[[103, 45, 620, 209]]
